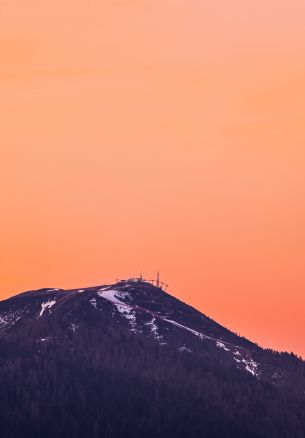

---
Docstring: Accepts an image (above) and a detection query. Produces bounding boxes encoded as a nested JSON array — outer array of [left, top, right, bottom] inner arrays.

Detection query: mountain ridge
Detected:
[[0, 280, 303, 382], [0, 279, 304, 438]]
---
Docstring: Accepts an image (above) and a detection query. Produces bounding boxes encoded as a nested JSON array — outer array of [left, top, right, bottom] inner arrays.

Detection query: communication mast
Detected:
[[156, 270, 160, 288]]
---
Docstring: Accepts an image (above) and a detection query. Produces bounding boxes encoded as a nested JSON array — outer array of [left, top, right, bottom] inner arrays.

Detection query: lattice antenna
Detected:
[[156, 270, 160, 288]]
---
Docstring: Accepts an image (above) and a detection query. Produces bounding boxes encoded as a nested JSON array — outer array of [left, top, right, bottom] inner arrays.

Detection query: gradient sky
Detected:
[[1, 1, 304, 357]]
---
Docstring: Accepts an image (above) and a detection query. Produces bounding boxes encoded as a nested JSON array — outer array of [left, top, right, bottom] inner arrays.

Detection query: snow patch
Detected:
[[242, 358, 259, 376], [234, 356, 259, 377], [163, 318, 251, 357], [98, 286, 112, 292], [0, 311, 22, 331], [98, 289, 124, 303], [117, 305, 136, 328], [70, 323, 77, 333], [179, 346, 192, 353], [98, 288, 131, 304], [216, 341, 230, 352], [98, 289, 136, 329], [163, 319, 209, 340], [90, 298, 97, 309], [38, 300, 56, 317], [146, 317, 163, 342]]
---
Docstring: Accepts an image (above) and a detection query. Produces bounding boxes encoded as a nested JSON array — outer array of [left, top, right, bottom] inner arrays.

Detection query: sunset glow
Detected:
[[1, 1, 304, 356]]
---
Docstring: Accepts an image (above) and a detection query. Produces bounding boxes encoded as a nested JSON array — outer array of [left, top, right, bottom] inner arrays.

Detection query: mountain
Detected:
[[0, 279, 304, 438]]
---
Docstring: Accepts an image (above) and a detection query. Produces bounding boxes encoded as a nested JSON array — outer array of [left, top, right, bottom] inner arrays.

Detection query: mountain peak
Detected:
[[0, 279, 305, 438], [0, 280, 304, 391]]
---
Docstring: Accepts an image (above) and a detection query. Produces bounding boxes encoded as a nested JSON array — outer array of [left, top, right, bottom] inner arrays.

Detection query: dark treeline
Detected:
[[0, 323, 304, 438]]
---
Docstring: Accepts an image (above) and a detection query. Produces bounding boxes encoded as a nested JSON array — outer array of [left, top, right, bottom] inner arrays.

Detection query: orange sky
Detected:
[[1, 1, 304, 357]]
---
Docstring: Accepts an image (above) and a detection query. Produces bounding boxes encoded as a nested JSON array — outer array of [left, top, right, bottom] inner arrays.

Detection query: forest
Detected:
[[0, 321, 304, 438]]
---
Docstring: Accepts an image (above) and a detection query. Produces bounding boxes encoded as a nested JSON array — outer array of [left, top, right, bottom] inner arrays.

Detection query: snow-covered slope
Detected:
[[0, 280, 303, 388]]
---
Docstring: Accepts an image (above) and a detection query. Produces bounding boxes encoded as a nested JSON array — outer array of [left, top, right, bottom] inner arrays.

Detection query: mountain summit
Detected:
[[0, 279, 304, 438]]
